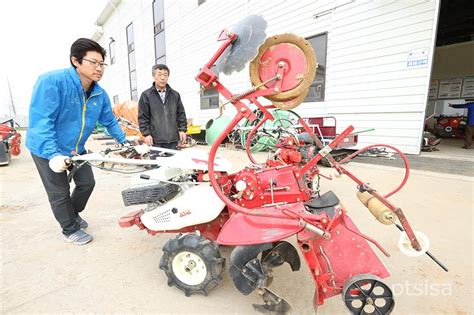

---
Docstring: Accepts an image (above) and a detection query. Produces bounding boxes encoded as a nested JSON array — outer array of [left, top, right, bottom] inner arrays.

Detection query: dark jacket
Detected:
[[138, 83, 187, 144]]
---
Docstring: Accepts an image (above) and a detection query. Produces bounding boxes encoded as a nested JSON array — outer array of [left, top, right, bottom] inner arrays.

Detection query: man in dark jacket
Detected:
[[138, 64, 187, 150]]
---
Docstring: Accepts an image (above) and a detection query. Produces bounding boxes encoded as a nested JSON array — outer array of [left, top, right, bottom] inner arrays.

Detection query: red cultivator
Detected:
[[0, 119, 21, 166], [113, 15, 447, 314]]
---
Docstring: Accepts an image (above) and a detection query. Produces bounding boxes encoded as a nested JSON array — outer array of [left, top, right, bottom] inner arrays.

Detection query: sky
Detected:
[[0, 0, 109, 118]]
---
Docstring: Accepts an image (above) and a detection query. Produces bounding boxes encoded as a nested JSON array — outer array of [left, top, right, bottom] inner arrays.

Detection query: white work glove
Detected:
[[134, 144, 150, 155], [49, 155, 70, 173]]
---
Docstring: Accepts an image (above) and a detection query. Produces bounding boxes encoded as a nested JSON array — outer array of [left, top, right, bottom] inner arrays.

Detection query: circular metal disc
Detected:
[[215, 15, 268, 75], [249, 33, 317, 103], [271, 89, 309, 110]]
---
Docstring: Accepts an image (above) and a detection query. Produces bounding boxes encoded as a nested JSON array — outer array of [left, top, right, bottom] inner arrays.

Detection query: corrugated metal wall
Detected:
[[97, 0, 440, 154]]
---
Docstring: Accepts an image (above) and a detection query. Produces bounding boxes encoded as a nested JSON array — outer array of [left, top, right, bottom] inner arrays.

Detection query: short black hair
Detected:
[[70, 38, 107, 68], [152, 64, 170, 76]]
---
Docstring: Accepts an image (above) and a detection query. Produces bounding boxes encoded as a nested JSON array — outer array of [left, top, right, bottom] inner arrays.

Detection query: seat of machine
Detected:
[[305, 190, 340, 217]]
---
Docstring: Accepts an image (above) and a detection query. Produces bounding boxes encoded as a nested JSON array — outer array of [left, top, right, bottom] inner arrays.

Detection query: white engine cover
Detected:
[[129, 167, 183, 187], [140, 183, 225, 231]]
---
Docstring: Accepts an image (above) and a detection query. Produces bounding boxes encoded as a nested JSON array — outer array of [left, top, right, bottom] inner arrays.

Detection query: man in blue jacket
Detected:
[[450, 100, 474, 149], [26, 38, 127, 245]]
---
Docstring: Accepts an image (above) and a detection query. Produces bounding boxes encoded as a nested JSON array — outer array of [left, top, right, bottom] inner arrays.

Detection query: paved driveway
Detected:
[[1, 140, 472, 314]]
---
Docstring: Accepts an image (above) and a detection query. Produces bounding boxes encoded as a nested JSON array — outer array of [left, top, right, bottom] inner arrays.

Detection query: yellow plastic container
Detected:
[[186, 125, 202, 135]]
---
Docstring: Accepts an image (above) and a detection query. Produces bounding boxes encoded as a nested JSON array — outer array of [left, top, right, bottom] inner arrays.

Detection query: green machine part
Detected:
[[205, 115, 233, 145], [240, 109, 300, 152]]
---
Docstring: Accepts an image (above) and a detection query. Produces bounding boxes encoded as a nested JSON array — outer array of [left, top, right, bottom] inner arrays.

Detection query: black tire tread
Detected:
[[160, 233, 225, 296]]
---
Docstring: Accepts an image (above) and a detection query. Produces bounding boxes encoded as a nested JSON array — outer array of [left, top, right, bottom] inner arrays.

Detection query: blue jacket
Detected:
[[451, 102, 474, 125], [26, 66, 126, 160]]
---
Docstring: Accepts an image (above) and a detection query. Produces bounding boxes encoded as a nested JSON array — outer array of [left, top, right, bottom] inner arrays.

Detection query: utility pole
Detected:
[[6, 76, 16, 117]]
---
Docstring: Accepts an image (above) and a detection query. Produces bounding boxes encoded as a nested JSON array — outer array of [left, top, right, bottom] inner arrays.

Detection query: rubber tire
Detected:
[[159, 233, 225, 296]]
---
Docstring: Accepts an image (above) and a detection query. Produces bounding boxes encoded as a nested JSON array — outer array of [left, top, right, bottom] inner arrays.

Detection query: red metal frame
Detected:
[[118, 29, 423, 310], [0, 119, 22, 157], [193, 29, 422, 307]]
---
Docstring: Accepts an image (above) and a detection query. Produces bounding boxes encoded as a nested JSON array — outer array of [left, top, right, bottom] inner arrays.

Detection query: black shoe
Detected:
[[76, 214, 89, 229]]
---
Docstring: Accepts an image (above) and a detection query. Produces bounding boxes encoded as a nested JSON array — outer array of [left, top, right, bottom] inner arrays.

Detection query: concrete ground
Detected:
[[1, 136, 473, 314], [352, 137, 474, 177]]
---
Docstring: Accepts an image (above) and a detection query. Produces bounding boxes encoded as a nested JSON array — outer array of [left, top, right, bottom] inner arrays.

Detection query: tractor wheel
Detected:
[[159, 233, 225, 296], [342, 274, 395, 314], [0, 143, 11, 166]]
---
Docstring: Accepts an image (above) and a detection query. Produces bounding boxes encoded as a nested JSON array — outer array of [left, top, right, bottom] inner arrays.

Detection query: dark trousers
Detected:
[[465, 125, 473, 148], [155, 142, 178, 150], [31, 154, 95, 236], [150, 142, 178, 160]]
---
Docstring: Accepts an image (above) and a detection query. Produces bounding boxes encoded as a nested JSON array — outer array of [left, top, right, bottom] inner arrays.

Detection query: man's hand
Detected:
[[179, 131, 187, 144], [49, 155, 70, 173], [144, 135, 153, 146], [121, 140, 132, 148]]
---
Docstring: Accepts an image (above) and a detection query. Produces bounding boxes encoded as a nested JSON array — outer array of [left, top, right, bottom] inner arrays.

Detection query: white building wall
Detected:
[[95, 0, 440, 154]]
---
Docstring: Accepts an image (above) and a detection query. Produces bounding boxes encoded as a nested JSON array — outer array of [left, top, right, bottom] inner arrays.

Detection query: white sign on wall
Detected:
[[407, 48, 429, 67], [438, 78, 463, 99], [461, 76, 474, 98], [428, 80, 439, 100]]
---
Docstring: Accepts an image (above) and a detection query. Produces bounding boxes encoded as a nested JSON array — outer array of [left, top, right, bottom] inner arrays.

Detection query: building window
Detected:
[[113, 95, 119, 104], [109, 38, 116, 65], [304, 32, 327, 102], [126, 22, 138, 101], [153, 0, 166, 64], [200, 66, 219, 109]]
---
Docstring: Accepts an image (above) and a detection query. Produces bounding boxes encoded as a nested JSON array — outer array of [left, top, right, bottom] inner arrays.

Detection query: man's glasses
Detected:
[[83, 58, 108, 69]]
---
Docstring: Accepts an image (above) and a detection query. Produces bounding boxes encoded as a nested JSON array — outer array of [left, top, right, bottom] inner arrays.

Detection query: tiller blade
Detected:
[[262, 241, 301, 271], [252, 288, 291, 314]]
